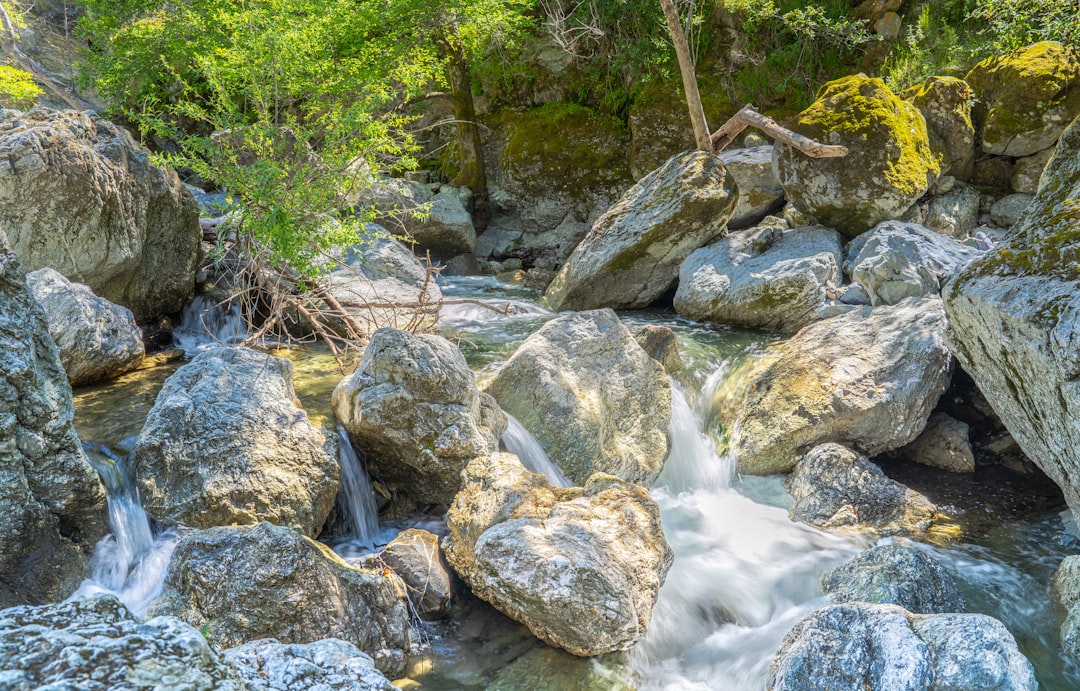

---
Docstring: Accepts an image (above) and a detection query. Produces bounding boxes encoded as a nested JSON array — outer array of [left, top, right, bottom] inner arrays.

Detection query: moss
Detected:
[[902, 76, 974, 130]]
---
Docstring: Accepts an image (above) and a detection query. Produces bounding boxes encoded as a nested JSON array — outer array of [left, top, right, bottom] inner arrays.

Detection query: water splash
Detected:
[[336, 425, 381, 547], [501, 414, 573, 488], [173, 294, 247, 353], [657, 378, 736, 494]]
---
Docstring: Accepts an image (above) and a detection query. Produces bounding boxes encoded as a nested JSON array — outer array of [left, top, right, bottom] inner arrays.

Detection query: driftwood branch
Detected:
[[0, 3, 95, 111], [710, 104, 849, 158]]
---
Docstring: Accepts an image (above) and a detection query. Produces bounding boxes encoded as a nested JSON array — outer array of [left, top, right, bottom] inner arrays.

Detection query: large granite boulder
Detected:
[[542, 150, 737, 311], [823, 544, 966, 613], [0, 234, 107, 608], [26, 267, 144, 385], [674, 224, 843, 332], [965, 41, 1080, 157], [0, 108, 200, 321], [903, 76, 977, 180], [132, 347, 338, 536], [224, 639, 396, 691], [443, 453, 673, 656], [364, 178, 475, 256], [482, 309, 671, 486], [714, 297, 952, 474], [787, 443, 939, 536], [844, 221, 984, 306], [149, 522, 412, 677], [773, 75, 940, 236], [943, 115, 1080, 519], [768, 603, 1037, 690], [719, 145, 784, 228], [333, 328, 505, 508]]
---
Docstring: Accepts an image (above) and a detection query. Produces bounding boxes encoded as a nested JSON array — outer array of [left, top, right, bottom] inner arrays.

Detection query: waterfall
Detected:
[[336, 425, 381, 547], [501, 414, 573, 488], [173, 294, 247, 353], [656, 377, 737, 494]]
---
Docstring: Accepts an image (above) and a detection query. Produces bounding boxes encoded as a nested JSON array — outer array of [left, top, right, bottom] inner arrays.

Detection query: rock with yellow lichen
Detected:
[[903, 76, 977, 181]]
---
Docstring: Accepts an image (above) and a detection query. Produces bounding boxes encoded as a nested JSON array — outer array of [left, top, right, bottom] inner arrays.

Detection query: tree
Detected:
[[659, 0, 710, 151]]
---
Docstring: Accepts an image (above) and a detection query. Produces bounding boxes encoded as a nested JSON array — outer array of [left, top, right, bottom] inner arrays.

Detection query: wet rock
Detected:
[[768, 603, 1037, 690], [333, 328, 505, 507], [924, 181, 981, 238], [487, 646, 637, 690], [902, 412, 975, 473], [1053, 556, 1080, 613], [0, 234, 107, 607], [0, 108, 200, 321], [787, 443, 938, 536], [26, 267, 144, 385], [363, 178, 475, 256], [133, 347, 338, 536], [773, 75, 939, 236], [0, 595, 244, 689], [630, 323, 685, 374], [542, 150, 737, 311], [674, 225, 843, 333], [989, 193, 1034, 228], [823, 544, 966, 613], [224, 639, 396, 691], [443, 453, 673, 657], [845, 221, 983, 306], [966, 41, 1080, 157], [379, 528, 454, 620], [149, 522, 412, 677], [903, 76, 977, 180], [715, 298, 952, 475], [718, 145, 784, 228], [483, 309, 671, 486]]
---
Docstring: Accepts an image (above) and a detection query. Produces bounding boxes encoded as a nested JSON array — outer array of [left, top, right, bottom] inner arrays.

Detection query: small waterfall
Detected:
[[336, 425, 381, 547], [501, 415, 573, 488], [173, 294, 247, 353], [657, 378, 737, 494]]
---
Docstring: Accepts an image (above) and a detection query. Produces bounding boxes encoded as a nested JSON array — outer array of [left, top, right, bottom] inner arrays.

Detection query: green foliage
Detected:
[[882, 2, 977, 91], [970, 0, 1080, 52], [0, 65, 41, 108]]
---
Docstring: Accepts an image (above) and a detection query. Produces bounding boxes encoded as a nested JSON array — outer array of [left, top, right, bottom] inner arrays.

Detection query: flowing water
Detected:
[[335, 425, 382, 547], [501, 415, 573, 488], [172, 293, 248, 352]]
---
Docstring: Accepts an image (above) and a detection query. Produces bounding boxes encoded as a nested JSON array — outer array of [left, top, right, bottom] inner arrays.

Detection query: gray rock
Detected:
[[483, 309, 671, 486], [989, 193, 1034, 228], [26, 267, 144, 385], [630, 323, 684, 374], [0, 108, 200, 321], [768, 603, 1036, 690], [1053, 555, 1080, 613], [718, 145, 784, 229], [542, 150, 737, 311], [787, 443, 938, 536], [332, 328, 504, 507], [487, 645, 637, 690], [133, 347, 338, 536], [674, 225, 843, 333], [148, 522, 412, 677], [845, 221, 984, 306], [925, 181, 981, 237], [475, 215, 589, 269], [379, 528, 453, 620], [364, 178, 476, 256], [0, 233, 107, 608], [0, 595, 244, 690], [902, 412, 975, 472], [823, 544, 966, 613], [902, 76, 977, 181], [224, 639, 396, 691], [713, 298, 952, 474], [838, 283, 872, 305], [1012, 148, 1054, 194], [443, 453, 673, 657]]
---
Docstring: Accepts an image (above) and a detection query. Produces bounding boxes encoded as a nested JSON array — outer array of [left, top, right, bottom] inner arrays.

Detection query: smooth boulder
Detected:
[[443, 453, 674, 657], [132, 347, 338, 536], [719, 145, 784, 228], [823, 544, 966, 613], [26, 267, 144, 385], [483, 309, 671, 486], [542, 150, 737, 311], [379, 528, 454, 620]]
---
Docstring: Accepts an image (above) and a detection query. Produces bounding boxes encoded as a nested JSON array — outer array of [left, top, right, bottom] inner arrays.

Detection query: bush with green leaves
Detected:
[[0, 64, 41, 109]]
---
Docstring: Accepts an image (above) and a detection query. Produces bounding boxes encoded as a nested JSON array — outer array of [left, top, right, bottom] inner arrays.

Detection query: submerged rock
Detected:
[[823, 544, 966, 613], [483, 309, 671, 486], [379, 528, 454, 620], [132, 347, 338, 536], [902, 412, 975, 473], [768, 603, 1037, 690], [224, 638, 396, 691], [26, 267, 144, 385], [443, 453, 673, 657], [0, 233, 107, 608], [542, 150, 737, 311], [0, 108, 200, 321], [333, 328, 504, 507], [149, 522, 412, 677]]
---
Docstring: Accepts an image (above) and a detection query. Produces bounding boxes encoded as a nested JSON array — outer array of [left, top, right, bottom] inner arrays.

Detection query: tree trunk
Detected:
[[446, 44, 491, 231], [659, 0, 711, 152]]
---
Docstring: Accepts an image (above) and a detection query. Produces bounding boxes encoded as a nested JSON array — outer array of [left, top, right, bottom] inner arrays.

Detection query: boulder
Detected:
[[768, 603, 1037, 690], [903, 76, 977, 180], [674, 225, 843, 332], [630, 323, 685, 374], [1012, 148, 1054, 194], [0, 233, 107, 608], [901, 412, 975, 472], [26, 267, 144, 385], [773, 75, 940, 236], [718, 145, 784, 228], [787, 443, 938, 535], [224, 639, 395, 691], [132, 347, 338, 536], [823, 544, 966, 613], [487, 645, 637, 690], [148, 522, 412, 677], [379, 528, 454, 620], [943, 115, 1080, 519], [442, 453, 673, 656], [1052, 555, 1080, 613], [483, 309, 671, 486], [0, 108, 200, 321], [924, 180, 980, 237], [542, 150, 737, 311], [475, 215, 589, 270], [989, 193, 1034, 228], [365, 178, 475, 256], [714, 297, 952, 474], [333, 328, 504, 507], [844, 221, 983, 306], [966, 41, 1080, 157]]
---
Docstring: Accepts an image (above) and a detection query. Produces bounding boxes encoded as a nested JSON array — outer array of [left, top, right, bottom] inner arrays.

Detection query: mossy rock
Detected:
[[773, 74, 940, 237], [965, 41, 1080, 157], [903, 76, 976, 181]]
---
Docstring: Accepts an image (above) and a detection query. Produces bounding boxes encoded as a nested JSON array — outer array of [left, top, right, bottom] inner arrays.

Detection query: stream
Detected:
[[70, 275, 1080, 689]]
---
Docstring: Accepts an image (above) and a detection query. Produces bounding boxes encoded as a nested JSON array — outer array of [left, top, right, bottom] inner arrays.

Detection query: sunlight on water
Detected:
[[502, 415, 573, 488]]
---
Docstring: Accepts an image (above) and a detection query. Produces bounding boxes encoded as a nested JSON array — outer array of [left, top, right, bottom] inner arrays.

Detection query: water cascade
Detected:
[[172, 294, 247, 353], [336, 425, 382, 547], [501, 414, 573, 488]]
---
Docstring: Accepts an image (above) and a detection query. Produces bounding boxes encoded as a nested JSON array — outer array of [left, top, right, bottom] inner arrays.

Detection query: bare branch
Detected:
[[710, 104, 849, 158]]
